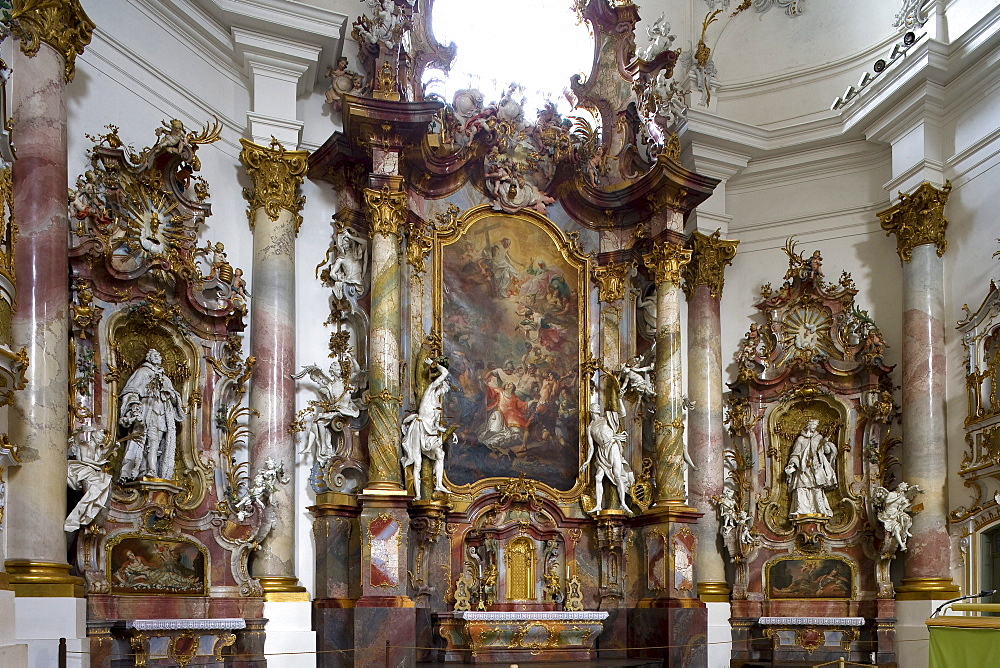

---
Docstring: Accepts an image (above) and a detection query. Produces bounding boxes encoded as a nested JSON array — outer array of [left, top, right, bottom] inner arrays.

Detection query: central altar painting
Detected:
[[435, 208, 588, 491]]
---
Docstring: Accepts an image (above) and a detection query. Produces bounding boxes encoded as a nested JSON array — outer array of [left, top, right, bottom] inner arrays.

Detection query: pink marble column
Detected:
[[683, 230, 738, 601], [239, 139, 310, 598], [4, 33, 82, 593], [879, 182, 959, 599]]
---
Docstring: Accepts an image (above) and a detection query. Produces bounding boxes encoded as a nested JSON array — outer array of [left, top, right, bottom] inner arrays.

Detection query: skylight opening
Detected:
[[424, 0, 595, 118]]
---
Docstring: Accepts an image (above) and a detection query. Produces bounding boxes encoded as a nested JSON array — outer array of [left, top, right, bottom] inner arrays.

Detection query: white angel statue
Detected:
[[640, 13, 676, 62], [873, 482, 923, 553], [293, 353, 365, 466], [401, 359, 454, 500]]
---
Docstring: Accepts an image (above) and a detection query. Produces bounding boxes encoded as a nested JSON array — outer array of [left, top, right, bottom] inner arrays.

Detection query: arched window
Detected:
[[424, 0, 594, 117]]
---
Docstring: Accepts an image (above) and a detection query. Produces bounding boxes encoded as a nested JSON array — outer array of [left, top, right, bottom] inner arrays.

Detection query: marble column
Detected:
[[362, 179, 406, 493], [593, 261, 631, 371], [592, 260, 631, 652], [682, 230, 738, 601], [643, 240, 692, 506], [5, 0, 92, 600], [878, 181, 959, 599], [239, 138, 310, 599]]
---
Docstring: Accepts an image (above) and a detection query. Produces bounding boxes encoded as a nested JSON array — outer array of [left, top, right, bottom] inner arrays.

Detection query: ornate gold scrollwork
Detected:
[[364, 185, 407, 237], [643, 240, 691, 286], [239, 138, 309, 233], [9, 0, 95, 82], [878, 180, 952, 262], [682, 229, 739, 300], [405, 217, 434, 274], [592, 261, 632, 303]]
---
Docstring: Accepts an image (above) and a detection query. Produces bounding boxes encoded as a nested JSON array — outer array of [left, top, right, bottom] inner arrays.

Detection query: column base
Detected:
[[895, 577, 961, 600], [0, 588, 26, 667], [697, 580, 730, 602], [361, 482, 408, 496], [257, 575, 309, 602], [4, 560, 84, 598], [705, 600, 732, 668]]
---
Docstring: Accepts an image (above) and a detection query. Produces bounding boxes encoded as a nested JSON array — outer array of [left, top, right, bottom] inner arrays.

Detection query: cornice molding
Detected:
[[730, 202, 886, 250], [716, 29, 902, 96], [133, 0, 244, 82], [727, 140, 890, 194], [190, 0, 346, 90], [682, 7, 1000, 160]]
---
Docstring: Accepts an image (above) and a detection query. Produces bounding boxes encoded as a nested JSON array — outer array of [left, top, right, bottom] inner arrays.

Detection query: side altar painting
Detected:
[[436, 209, 587, 491]]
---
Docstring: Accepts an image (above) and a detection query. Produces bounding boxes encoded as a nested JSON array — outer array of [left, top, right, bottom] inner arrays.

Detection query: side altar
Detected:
[[64, 121, 268, 665], [722, 241, 909, 666]]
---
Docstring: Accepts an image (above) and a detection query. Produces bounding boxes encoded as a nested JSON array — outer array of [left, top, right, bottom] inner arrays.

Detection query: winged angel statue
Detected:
[[293, 348, 366, 467]]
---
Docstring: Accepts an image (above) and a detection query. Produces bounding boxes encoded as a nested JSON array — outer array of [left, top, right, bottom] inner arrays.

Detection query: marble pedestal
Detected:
[[0, 589, 27, 667], [355, 603, 415, 667], [629, 601, 708, 666], [355, 496, 416, 666], [629, 506, 707, 666], [263, 601, 316, 667], [314, 601, 354, 668]]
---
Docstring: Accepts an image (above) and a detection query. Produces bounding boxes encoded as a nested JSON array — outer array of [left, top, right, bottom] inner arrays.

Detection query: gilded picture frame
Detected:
[[106, 531, 209, 596], [433, 205, 590, 501], [765, 554, 856, 600]]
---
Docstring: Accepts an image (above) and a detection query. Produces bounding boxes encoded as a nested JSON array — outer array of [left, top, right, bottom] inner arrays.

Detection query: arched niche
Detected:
[[759, 392, 859, 537], [105, 307, 207, 510]]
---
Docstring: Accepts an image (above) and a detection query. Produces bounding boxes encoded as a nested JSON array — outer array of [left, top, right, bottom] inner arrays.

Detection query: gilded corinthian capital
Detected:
[[643, 240, 691, 286], [682, 229, 739, 300], [592, 261, 632, 303], [878, 181, 952, 262], [363, 186, 407, 237], [239, 138, 309, 233], [10, 0, 95, 83]]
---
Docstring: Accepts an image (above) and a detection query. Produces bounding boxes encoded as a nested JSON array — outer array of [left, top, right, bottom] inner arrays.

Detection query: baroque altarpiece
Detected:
[[40, 0, 931, 666]]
